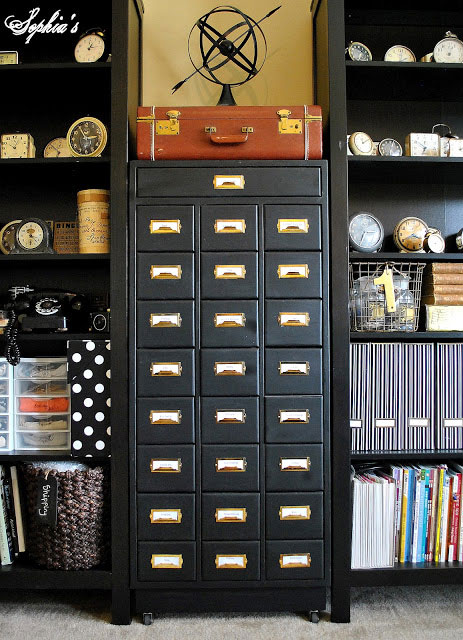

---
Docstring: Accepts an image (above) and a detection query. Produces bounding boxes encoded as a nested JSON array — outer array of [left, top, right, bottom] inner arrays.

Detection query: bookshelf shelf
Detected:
[[351, 451, 463, 461], [350, 563, 463, 587], [0, 559, 111, 590], [350, 332, 463, 341], [350, 252, 463, 262]]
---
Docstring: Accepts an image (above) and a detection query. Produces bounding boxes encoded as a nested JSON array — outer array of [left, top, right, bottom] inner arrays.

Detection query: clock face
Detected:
[[408, 133, 440, 156], [347, 42, 372, 62], [425, 232, 445, 253], [349, 131, 374, 155], [1, 134, 30, 158], [74, 34, 105, 63], [17, 221, 44, 250], [394, 217, 428, 252], [384, 45, 416, 62], [434, 34, 463, 63], [349, 213, 384, 252], [43, 137, 72, 158], [449, 139, 463, 157], [0, 220, 21, 254], [67, 118, 107, 157], [378, 138, 403, 156]]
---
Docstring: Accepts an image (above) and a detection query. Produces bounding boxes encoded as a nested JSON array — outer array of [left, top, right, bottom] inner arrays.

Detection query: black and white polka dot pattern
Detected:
[[67, 340, 111, 457]]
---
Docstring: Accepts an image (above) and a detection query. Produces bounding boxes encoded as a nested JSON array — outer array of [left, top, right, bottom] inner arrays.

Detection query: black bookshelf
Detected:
[[0, 0, 143, 625], [312, 0, 463, 623]]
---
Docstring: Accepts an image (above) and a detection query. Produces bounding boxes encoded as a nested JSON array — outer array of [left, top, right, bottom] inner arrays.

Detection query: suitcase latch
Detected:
[[277, 109, 302, 134], [156, 110, 180, 135]]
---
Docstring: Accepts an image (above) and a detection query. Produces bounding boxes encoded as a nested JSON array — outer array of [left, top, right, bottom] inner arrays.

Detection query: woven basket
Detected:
[[21, 464, 110, 570]]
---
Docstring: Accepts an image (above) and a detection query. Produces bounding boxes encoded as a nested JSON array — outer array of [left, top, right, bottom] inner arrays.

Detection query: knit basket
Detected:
[[21, 464, 110, 570]]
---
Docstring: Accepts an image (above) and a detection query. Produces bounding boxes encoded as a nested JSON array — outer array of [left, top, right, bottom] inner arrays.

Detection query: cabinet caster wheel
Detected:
[[309, 611, 320, 624], [143, 612, 154, 626]]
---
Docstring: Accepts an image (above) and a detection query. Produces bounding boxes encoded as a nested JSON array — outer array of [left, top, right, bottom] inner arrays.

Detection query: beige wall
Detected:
[[142, 0, 313, 106]]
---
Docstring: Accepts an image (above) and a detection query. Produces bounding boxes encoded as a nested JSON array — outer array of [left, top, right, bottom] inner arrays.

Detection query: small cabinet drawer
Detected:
[[201, 397, 259, 444], [137, 444, 195, 493], [136, 205, 194, 252], [137, 253, 194, 300], [264, 205, 321, 251], [265, 540, 323, 581], [264, 299, 322, 347], [137, 397, 194, 444], [202, 444, 259, 492], [200, 205, 258, 251], [202, 493, 260, 540], [266, 492, 323, 540], [201, 253, 258, 299], [138, 541, 196, 582], [265, 396, 322, 443], [137, 493, 195, 541], [137, 301, 194, 348], [201, 348, 259, 396], [265, 348, 322, 395], [136, 166, 321, 198], [265, 252, 321, 299], [202, 541, 260, 581], [201, 301, 258, 348], [265, 444, 323, 491], [137, 349, 194, 397]]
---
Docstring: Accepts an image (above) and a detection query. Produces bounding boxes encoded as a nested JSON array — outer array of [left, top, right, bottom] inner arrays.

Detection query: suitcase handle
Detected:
[[209, 133, 248, 145]]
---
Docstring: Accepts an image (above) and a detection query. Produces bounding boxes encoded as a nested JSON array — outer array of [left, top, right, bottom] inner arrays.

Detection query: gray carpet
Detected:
[[0, 586, 461, 639]]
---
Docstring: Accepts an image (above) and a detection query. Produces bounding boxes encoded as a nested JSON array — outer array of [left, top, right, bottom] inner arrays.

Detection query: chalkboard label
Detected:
[[36, 475, 58, 528]]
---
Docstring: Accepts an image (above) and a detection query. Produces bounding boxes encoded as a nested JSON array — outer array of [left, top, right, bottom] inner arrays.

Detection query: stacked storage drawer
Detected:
[[0, 359, 13, 451], [130, 161, 329, 613]]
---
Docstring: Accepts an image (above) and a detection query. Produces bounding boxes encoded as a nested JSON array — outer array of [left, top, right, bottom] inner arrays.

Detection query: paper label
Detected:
[[279, 410, 309, 423], [216, 508, 247, 522], [426, 305, 463, 331], [151, 554, 183, 569], [350, 420, 362, 429], [150, 459, 181, 473], [151, 362, 182, 376], [150, 313, 181, 328], [279, 361, 309, 375], [216, 410, 246, 423], [280, 457, 310, 471], [408, 418, 430, 428], [214, 362, 245, 376], [150, 265, 182, 279], [150, 219, 181, 234], [279, 553, 310, 568], [216, 555, 247, 568], [150, 410, 181, 425], [278, 264, 309, 279], [280, 506, 310, 520], [375, 419, 395, 428], [444, 418, 463, 428], [214, 265, 246, 279], [216, 458, 246, 472], [214, 313, 245, 327], [277, 218, 309, 233], [150, 509, 182, 523], [215, 219, 246, 233], [278, 312, 309, 326], [213, 175, 245, 189]]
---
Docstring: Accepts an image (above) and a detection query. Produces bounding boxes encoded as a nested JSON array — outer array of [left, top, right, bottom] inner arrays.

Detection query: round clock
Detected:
[[393, 217, 428, 252], [433, 31, 463, 63], [384, 45, 416, 62], [0, 219, 21, 254], [74, 28, 106, 63], [12, 218, 54, 254], [348, 131, 374, 156], [378, 138, 403, 156], [43, 137, 72, 158], [66, 117, 108, 158], [424, 228, 445, 253], [456, 228, 463, 251], [346, 41, 372, 62], [349, 212, 384, 253]]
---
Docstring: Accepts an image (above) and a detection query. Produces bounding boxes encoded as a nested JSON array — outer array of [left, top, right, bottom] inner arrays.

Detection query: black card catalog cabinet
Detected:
[[129, 160, 330, 619]]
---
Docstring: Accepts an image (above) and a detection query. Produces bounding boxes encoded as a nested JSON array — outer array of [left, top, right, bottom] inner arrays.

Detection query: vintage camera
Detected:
[[90, 310, 110, 332]]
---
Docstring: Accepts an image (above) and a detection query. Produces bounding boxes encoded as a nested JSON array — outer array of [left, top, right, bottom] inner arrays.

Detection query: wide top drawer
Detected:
[[136, 166, 322, 199]]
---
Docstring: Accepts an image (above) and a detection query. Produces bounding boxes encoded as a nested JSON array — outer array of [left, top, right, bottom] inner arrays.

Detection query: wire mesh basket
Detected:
[[349, 261, 426, 332]]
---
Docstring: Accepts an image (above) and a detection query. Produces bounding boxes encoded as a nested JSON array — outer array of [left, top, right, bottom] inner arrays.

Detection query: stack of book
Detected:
[[351, 463, 463, 568], [0, 464, 26, 565], [423, 263, 463, 332]]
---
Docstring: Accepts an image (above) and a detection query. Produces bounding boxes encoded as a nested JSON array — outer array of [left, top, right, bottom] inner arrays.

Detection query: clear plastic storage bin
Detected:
[[0, 357, 13, 451]]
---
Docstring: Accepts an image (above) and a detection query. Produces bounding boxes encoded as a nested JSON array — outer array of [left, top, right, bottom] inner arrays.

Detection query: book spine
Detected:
[[439, 475, 451, 563], [399, 469, 409, 563], [405, 469, 416, 563], [0, 466, 12, 565], [422, 294, 463, 305], [449, 474, 462, 562], [435, 467, 445, 562], [431, 263, 463, 274], [394, 468, 403, 563], [10, 466, 25, 554], [2, 469, 18, 556], [459, 481, 463, 562], [411, 470, 422, 563], [426, 469, 436, 562], [420, 469, 430, 563], [425, 274, 463, 285], [423, 285, 463, 294]]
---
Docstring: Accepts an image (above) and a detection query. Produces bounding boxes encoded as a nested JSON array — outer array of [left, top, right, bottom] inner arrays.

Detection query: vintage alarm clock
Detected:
[[393, 216, 428, 252], [0, 220, 21, 254], [1, 133, 35, 159], [433, 31, 463, 63], [67, 117, 108, 157], [10, 218, 54, 254], [349, 212, 384, 253], [384, 45, 415, 62], [449, 138, 463, 157], [74, 28, 107, 63], [348, 131, 375, 155], [405, 132, 440, 157], [424, 228, 445, 253], [378, 138, 403, 156], [43, 137, 72, 158], [456, 228, 463, 251], [0, 51, 18, 65], [345, 41, 372, 61]]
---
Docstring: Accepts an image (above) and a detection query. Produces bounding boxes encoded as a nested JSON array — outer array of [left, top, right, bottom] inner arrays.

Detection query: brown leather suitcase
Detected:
[[136, 106, 322, 160]]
